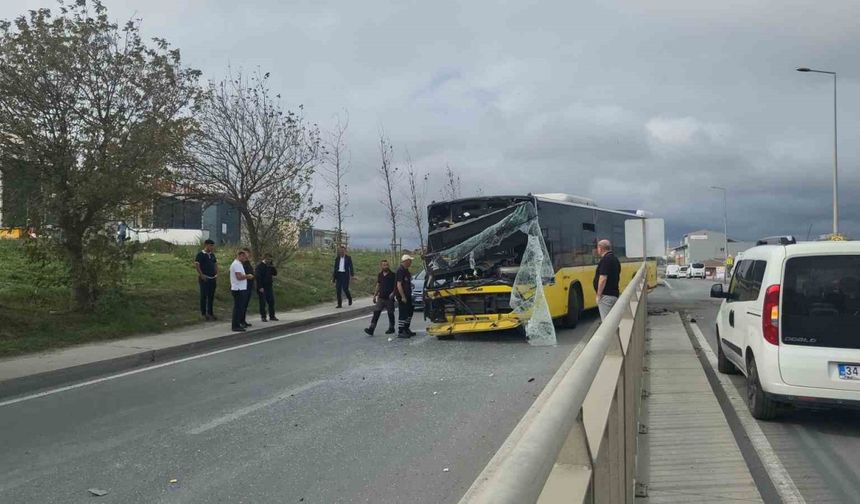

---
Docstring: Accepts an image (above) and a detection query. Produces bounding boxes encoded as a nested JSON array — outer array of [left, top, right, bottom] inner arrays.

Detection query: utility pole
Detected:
[[711, 186, 728, 281], [797, 67, 838, 235]]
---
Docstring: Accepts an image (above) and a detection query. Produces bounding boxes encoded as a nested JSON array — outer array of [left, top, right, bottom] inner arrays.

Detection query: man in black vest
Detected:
[[332, 245, 354, 308], [593, 239, 621, 321], [395, 254, 416, 338], [255, 253, 279, 322]]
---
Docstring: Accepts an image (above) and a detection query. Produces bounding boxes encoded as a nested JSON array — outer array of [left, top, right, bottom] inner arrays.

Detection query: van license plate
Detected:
[[838, 364, 860, 380]]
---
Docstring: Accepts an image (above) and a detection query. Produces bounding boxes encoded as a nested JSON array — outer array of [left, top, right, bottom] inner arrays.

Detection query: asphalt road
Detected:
[[0, 311, 598, 504], [654, 277, 860, 504]]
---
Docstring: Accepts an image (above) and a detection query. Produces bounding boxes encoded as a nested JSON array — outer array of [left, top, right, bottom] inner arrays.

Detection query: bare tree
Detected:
[[378, 132, 400, 260], [178, 68, 322, 261], [322, 112, 350, 247], [441, 164, 462, 200], [404, 153, 428, 253]]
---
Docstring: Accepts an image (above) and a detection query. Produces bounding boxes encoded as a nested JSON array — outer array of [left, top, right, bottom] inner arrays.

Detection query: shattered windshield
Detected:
[[425, 200, 557, 345]]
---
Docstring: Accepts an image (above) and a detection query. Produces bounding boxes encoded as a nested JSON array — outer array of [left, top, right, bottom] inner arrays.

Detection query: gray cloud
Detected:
[[5, 0, 860, 247]]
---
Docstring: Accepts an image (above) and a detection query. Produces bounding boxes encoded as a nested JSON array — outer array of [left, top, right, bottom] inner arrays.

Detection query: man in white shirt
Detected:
[[230, 249, 254, 331]]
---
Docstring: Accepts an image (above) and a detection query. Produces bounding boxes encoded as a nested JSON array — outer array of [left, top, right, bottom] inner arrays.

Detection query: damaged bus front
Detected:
[[424, 196, 553, 339]]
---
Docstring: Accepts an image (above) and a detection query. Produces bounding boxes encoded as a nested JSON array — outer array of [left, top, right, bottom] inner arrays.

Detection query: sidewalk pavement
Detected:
[[639, 312, 763, 503], [0, 296, 374, 400]]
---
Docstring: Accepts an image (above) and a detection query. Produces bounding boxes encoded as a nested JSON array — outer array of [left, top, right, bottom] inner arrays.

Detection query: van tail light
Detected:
[[762, 285, 780, 345]]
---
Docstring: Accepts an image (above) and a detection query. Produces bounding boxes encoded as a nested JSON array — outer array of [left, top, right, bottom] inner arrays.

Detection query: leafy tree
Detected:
[[0, 0, 202, 309]]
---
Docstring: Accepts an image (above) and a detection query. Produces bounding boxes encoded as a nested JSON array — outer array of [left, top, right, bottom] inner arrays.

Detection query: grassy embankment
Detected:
[[0, 240, 401, 357]]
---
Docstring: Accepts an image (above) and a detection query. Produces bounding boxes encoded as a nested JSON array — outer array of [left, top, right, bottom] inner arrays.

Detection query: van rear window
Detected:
[[782, 255, 860, 349]]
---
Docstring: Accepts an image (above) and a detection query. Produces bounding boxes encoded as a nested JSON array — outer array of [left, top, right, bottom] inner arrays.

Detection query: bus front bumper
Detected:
[[426, 313, 522, 336]]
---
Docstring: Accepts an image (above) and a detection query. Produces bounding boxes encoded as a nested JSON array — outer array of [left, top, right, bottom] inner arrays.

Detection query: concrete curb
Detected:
[[0, 304, 373, 401]]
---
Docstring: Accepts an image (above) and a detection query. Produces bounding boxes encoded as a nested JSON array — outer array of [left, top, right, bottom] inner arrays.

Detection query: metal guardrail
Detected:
[[460, 263, 648, 504]]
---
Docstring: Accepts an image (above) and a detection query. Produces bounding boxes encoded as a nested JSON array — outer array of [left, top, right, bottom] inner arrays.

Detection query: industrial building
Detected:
[[670, 229, 755, 265]]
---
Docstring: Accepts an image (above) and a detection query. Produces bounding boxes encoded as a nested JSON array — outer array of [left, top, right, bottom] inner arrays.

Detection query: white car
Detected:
[[666, 264, 681, 278], [710, 237, 860, 419], [689, 263, 706, 279], [678, 266, 689, 278]]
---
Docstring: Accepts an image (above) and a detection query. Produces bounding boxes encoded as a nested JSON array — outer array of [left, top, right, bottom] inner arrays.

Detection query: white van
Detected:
[[710, 238, 860, 419], [666, 264, 681, 278], [688, 263, 706, 279]]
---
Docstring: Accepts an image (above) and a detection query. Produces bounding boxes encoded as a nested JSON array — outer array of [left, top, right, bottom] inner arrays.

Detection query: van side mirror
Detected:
[[710, 284, 727, 299]]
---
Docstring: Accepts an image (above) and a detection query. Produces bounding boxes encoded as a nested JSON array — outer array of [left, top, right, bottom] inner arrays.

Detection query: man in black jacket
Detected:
[[332, 245, 354, 308], [194, 239, 218, 321], [364, 259, 396, 336], [255, 253, 279, 322]]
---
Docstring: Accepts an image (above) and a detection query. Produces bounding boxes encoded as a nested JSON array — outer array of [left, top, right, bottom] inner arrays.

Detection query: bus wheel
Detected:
[[562, 285, 581, 328]]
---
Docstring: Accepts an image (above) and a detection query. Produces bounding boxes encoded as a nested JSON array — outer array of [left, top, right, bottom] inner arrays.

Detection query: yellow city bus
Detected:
[[423, 194, 657, 339]]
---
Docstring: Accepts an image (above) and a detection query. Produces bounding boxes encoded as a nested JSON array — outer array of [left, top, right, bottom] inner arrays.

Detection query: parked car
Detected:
[[666, 264, 681, 278], [412, 269, 426, 310], [689, 263, 706, 279], [678, 266, 689, 278], [710, 238, 860, 419]]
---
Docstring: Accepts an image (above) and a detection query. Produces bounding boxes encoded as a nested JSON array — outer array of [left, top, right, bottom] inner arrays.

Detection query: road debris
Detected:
[[443, 467, 450, 472], [87, 488, 109, 497], [527, 377, 535, 382], [169, 479, 178, 484]]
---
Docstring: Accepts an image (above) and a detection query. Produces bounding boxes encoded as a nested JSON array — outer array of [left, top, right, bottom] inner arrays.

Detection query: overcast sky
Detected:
[[6, 0, 860, 248]]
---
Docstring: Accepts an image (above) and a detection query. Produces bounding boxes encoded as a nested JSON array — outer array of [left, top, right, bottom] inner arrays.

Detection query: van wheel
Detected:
[[716, 332, 738, 374], [747, 357, 778, 420], [562, 285, 581, 328]]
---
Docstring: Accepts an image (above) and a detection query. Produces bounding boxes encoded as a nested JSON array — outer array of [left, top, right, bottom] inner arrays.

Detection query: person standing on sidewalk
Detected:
[[240, 248, 256, 328], [332, 245, 354, 308], [230, 249, 253, 332], [364, 259, 396, 336], [593, 239, 621, 321], [255, 253, 279, 322], [395, 254, 416, 338], [195, 239, 218, 321]]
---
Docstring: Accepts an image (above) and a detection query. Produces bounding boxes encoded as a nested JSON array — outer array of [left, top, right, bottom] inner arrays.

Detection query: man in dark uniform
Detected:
[[395, 254, 416, 338], [593, 239, 621, 321], [332, 245, 354, 308], [255, 253, 279, 322], [364, 259, 396, 336], [241, 247, 255, 328], [194, 239, 218, 321]]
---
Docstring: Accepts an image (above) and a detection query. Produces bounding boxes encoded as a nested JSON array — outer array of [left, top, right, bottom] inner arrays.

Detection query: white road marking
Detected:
[[188, 379, 327, 434], [663, 279, 673, 290], [689, 321, 806, 504], [0, 315, 370, 408]]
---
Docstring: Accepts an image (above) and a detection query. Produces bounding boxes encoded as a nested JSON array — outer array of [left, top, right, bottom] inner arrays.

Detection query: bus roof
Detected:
[[427, 194, 643, 218]]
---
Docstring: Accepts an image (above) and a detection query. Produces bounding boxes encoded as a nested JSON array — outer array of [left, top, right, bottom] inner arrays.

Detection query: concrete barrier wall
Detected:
[[460, 264, 648, 504]]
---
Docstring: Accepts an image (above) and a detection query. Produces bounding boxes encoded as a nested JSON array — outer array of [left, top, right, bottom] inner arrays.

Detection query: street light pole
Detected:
[[797, 67, 838, 235], [710, 186, 728, 280]]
